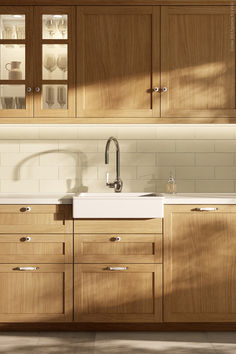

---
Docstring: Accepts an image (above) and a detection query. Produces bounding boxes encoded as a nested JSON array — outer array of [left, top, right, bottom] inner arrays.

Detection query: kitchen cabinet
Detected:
[[161, 6, 236, 119], [77, 6, 160, 119], [164, 205, 236, 322], [0, 204, 73, 322], [75, 263, 162, 323], [0, 6, 75, 119], [74, 218, 163, 323]]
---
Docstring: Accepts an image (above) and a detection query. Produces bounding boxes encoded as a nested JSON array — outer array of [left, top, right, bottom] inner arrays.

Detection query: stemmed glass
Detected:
[[58, 18, 67, 38]]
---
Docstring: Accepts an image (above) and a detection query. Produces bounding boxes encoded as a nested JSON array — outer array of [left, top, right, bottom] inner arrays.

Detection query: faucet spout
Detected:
[[105, 137, 123, 193]]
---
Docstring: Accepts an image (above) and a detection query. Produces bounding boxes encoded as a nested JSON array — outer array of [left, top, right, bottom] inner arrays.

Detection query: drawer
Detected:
[[0, 205, 72, 233], [75, 233, 162, 263], [74, 218, 163, 234], [74, 263, 162, 323], [0, 264, 73, 322], [0, 234, 72, 263]]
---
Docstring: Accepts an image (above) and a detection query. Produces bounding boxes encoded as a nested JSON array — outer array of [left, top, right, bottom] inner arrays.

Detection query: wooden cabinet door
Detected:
[[164, 205, 236, 322], [0, 6, 33, 118], [75, 264, 162, 322], [34, 6, 75, 118], [161, 6, 236, 119], [77, 6, 160, 119], [0, 264, 72, 322]]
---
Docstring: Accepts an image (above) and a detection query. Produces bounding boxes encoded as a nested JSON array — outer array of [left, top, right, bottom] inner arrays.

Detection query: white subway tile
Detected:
[[214, 140, 236, 152], [176, 140, 214, 152], [59, 140, 98, 152], [121, 180, 156, 193], [59, 166, 97, 180], [176, 167, 214, 180], [156, 126, 195, 140], [20, 140, 58, 152], [0, 141, 19, 152], [0, 166, 16, 179], [215, 167, 236, 179], [98, 165, 136, 180], [117, 126, 157, 139], [176, 180, 195, 193], [20, 166, 58, 180], [196, 153, 234, 166], [196, 180, 234, 193], [157, 153, 195, 166], [1, 152, 39, 166], [77, 126, 119, 140], [1, 180, 39, 193], [39, 151, 77, 166], [195, 126, 234, 139], [40, 179, 81, 194], [121, 153, 155, 166], [137, 140, 175, 152], [98, 140, 136, 152], [137, 166, 175, 180]]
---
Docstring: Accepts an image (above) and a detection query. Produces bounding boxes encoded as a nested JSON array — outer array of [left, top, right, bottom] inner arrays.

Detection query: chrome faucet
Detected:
[[105, 137, 123, 193]]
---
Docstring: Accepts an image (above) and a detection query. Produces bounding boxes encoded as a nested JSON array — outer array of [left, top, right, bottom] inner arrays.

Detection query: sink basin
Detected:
[[73, 193, 164, 219]]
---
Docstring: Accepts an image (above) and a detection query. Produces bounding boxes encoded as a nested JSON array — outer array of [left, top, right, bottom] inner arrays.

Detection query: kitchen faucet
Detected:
[[105, 137, 123, 193]]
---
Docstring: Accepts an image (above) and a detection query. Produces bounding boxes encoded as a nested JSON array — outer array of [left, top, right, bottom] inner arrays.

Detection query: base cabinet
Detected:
[[164, 205, 236, 323], [0, 264, 73, 322], [74, 264, 162, 323]]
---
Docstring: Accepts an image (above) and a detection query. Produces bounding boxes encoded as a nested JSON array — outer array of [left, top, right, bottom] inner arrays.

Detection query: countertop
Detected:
[[0, 193, 236, 205]]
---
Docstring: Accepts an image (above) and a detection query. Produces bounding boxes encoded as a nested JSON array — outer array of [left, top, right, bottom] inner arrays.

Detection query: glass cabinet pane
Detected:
[[42, 15, 68, 39], [0, 85, 25, 109], [0, 15, 25, 40], [0, 45, 25, 80], [42, 85, 67, 109], [43, 44, 67, 80]]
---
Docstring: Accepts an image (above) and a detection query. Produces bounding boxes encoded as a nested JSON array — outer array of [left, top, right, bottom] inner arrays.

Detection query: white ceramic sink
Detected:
[[73, 193, 164, 219]]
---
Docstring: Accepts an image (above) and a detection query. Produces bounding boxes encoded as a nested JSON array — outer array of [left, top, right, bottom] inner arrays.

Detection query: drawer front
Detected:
[[75, 234, 162, 263], [0, 234, 72, 263], [0, 264, 73, 322], [74, 263, 162, 323], [74, 219, 163, 234], [0, 205, 72, 233]]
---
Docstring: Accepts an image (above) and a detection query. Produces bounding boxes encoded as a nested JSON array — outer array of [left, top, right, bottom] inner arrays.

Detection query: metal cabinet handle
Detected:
[[153, 87, 168, 93], [35, 87, 41, 93], [192, 208, 218, 211], [13, 267, 39, 271], [110, 236, 121, 242], [20, 236, 31, 242], [106, 267, 128, 271], [26, 206, 31, 212], [26, 87, 32, 93]]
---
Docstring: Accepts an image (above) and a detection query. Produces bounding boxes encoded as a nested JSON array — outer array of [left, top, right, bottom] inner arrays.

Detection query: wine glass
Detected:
[[58, 18, 67, 38], [45, 86, 55, 109], [45, 19, 56, 38], [43, 53, 57, 79], [57, 86, 66, 108], [57, 54, 67, 79]]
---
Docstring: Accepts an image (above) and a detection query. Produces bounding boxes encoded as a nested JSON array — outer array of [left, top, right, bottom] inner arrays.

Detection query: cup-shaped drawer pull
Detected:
[[26, 206, 31, 212], [106, 267, 128, 271], [13, 267, 39, 271], [110, 236, 121, 242], [20, 236, 31, 242], [192, 208, 218, 212]]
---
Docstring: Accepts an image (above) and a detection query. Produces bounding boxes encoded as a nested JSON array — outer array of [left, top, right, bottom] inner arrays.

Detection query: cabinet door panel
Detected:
[[77, 6, 160, 118], [164, 205, 236, 322], [0, 264, 72, 322], [75, 264, 162, 322], [162, 6, 236, 118]]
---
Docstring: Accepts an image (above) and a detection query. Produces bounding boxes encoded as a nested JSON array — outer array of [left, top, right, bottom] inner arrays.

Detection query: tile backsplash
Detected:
[[0, 124, 236, 194]]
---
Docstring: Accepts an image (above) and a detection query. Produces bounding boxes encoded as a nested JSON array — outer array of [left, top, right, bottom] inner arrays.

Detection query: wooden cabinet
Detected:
[[161, 6, 236, 119], [75, 263, 162, 323], [0, 264, 73, 322], [164, 205, 236, 322], [74, 218, 163, 323], [0, 6, 75, 120], [77, 6, 160, 120], [0, 204, 73, 323]]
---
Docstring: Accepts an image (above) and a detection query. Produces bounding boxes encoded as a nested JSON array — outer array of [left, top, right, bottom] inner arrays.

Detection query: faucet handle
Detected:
[[106, 172, 109, 184]]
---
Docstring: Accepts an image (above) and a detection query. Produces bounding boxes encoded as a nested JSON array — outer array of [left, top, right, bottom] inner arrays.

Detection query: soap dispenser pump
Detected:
[[166, 172, 177, 194]]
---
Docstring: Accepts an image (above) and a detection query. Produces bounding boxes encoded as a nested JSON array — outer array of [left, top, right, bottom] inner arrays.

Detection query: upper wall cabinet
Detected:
[[0, 6, 75, 119], [161, 6, 236, 119], [77, 6, 160, 119]]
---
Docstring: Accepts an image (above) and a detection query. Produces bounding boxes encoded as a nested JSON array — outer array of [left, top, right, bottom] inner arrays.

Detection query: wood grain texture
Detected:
[[74, 219, 163, 234], [77, 6, 160, 118], [0, 205, 72, 233], [74, 263, 162, 322], [164, 204, 236, 322], [161, 6, 236, 118], [0, 234, 72, 263], [1, 1, 236, 5], [0, 264, 73, 322], [74, 233, 162, 263]]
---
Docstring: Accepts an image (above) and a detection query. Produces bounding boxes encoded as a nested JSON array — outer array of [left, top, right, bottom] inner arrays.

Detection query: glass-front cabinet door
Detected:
[[0, 7, 33, 118], [34, 7, 75, 118]]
